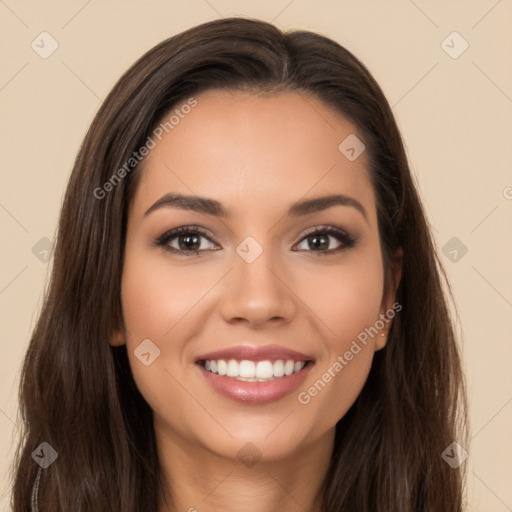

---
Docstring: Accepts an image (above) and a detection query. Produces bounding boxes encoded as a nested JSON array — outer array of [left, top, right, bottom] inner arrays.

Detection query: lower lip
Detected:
[[198, 363, 313, 404]]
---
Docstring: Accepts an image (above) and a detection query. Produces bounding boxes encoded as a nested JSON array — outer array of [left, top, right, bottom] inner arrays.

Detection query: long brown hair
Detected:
[[11, 17, 468, 511]]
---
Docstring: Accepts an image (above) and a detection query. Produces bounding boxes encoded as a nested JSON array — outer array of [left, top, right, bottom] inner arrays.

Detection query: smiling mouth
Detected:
[[198, 358, 312, 382]]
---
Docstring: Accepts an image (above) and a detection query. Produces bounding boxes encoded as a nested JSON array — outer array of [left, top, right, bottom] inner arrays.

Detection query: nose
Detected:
[[219, 246, 296, 328]]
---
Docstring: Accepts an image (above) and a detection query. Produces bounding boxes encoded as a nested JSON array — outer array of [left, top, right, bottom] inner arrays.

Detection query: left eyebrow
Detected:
[[287, 194, 368, 224], [144, 192, 369, 224]]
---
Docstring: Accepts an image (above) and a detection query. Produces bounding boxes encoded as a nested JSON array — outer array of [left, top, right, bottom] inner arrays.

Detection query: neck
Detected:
[[155, 423, 334, 512]]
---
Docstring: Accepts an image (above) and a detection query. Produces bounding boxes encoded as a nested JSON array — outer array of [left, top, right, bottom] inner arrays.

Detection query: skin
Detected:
[[112, 89, 402, 512]]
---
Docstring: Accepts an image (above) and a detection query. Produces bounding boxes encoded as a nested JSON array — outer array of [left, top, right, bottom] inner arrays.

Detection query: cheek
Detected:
[[299, 252, 384, 351], [293, 253, 383, 424], [120, 246, 211, 341], [119, 245, 199, 410]]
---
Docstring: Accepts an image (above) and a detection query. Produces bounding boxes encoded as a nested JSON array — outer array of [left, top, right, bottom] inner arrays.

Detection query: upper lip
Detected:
[[195, 344, 313, 363]]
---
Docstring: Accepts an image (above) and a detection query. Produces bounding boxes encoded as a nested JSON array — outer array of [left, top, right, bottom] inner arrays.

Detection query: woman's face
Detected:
[[117, 89, 401, 462]]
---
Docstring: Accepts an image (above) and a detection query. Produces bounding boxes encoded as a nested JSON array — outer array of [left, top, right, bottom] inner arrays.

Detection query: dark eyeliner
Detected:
[[154, 224, 357, 256], [154, 225, 214, 256], [296, 225, 357, 256]]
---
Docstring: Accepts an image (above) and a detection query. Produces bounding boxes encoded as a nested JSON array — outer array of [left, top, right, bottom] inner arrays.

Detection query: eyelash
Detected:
[[154, 225, 357, 257]]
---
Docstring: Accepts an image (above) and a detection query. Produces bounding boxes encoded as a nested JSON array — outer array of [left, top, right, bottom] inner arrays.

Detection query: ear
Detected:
[[109, 328, 126, 346], [375, 246, 403, 351]]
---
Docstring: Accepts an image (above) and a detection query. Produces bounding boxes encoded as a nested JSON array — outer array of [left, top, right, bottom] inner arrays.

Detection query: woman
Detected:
[[11, 16, 467, 512]]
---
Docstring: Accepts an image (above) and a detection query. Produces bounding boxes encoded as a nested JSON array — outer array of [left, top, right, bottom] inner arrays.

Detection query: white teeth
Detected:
[[239, 360, 256, 378], [202, 358, 307, 380], [294, 361, 304, 373], [255, 360, 273, 379], [226, 360, 238, 377], [217, 359, 227, 376], [273, 360, 285, 377]]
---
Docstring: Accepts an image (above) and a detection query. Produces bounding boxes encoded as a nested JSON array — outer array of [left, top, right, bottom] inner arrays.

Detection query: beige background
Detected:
[[1, 1, 511, 510]]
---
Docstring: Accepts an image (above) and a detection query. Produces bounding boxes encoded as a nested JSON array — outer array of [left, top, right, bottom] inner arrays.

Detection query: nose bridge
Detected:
[[235, 236, 279, 289], [219, 234, 295, 324]]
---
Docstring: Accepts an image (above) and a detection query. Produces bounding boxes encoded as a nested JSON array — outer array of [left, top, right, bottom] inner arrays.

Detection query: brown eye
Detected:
[[175, 233, 201, 251], [294, 226, 356, 255], [155, 226, 217, 256]]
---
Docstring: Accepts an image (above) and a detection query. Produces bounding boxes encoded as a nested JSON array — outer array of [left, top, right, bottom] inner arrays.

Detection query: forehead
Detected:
[[131, 89, 376, 224]]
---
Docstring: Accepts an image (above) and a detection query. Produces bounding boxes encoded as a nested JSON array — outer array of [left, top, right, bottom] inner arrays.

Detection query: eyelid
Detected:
[[299, 224, 351, 239], [155, 224, 212, 239]]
